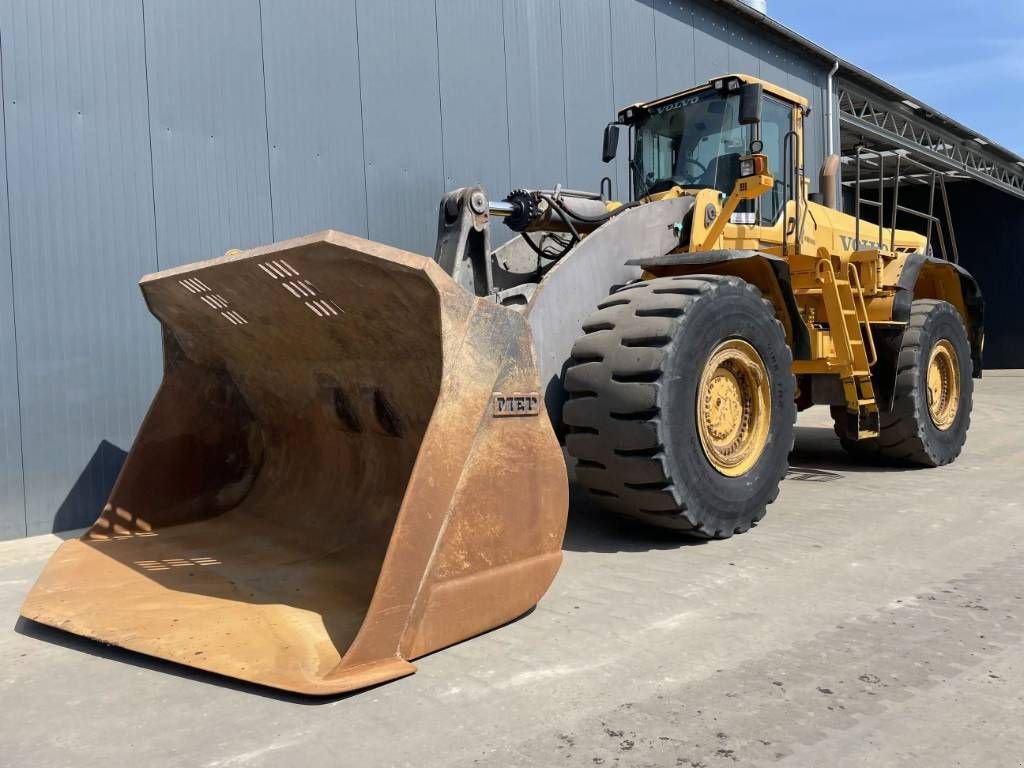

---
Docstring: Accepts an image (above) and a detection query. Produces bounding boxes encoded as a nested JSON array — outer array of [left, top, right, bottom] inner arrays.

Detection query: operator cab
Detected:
[[637, 86, 749, 195], [606, 75, 806, 226]]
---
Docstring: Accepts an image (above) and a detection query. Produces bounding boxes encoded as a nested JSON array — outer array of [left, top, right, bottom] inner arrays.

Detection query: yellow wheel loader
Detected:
[[22, 74, 982, 695]]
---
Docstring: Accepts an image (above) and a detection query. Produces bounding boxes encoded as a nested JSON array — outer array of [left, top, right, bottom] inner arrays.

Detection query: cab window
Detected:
[[759, 97, 793, 225]]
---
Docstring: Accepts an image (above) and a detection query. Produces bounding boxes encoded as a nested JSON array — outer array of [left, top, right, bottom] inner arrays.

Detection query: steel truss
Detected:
[[838, 83, 1024, 199]]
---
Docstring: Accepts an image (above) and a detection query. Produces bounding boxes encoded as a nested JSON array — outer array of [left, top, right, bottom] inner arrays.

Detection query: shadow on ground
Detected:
[[790, 426, 922, 474], [12, 616, 372, 705], [564, 424, 920, 553], [52, 440, 127, 534], [561, 483, 709, 554]]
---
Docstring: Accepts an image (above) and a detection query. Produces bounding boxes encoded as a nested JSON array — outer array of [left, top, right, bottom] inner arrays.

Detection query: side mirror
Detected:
[[602, 123, 621, 163], [739, 83, 763, 126]]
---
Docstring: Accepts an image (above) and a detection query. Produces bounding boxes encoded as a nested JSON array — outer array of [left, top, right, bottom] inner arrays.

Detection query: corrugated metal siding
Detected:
[[728, 17, 762, 76], [608, 0, 657, 199], [0, 17, 24, 539], [261, 0, 368, 241], [1, 0, 160, 534], [436, 0, 511, 200], [691, 2, 730, 83], [561, 0, 615, 193], [503, 0, 567, 191], [758, 32, 792, 91], [145, 0, 273, 267], [789, 52, 825, 191], [0, 0, 832, 539], [653, 0, 696, 96], [357, 0, 444, 257]]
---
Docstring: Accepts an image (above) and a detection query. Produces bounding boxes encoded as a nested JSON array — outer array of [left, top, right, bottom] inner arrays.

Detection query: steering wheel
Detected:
[[675, 157, 708, 183]]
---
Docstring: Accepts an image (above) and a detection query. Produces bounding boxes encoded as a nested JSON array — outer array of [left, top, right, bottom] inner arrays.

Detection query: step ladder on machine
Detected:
[[817, 259, 879, 439]]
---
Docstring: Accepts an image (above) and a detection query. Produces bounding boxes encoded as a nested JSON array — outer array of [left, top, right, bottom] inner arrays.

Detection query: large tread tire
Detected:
[[563, 275, 796, 537], [832, 299, 973, 467]]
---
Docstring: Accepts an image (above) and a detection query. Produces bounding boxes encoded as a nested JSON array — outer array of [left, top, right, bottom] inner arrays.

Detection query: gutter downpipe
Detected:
[[825, 59, 840, 207], [825, 59, 840, 155]]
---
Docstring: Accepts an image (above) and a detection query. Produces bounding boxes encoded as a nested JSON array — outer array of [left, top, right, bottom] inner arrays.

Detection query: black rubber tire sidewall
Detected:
[[660, 284, 794, 533], [910, 302, 973, 463]]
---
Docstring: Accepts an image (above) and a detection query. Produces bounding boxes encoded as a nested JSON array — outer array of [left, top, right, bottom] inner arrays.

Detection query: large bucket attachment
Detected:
[[21, 231, 568, 695]]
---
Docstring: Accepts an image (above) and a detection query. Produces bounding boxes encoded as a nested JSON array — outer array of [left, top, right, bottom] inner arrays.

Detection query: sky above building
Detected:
[[765, 0, 1024, 156]]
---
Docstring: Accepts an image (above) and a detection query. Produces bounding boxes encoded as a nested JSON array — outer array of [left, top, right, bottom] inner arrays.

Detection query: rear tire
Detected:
[[563, 275, 795, 537], [832, 299, 972, 466]]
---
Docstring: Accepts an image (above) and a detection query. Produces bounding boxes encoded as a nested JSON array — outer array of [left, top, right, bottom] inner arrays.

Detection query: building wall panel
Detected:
[[653, 0, 695, 95], [1, 0, 160, 533], [145, 0, 273, 267], [609, 0, 657, 198], [789, 53, 825, 190], [261, 0, 368, 241], [561, 0, 616, 193], [691, 2, 730, 83], [436, 0, 511, 205], [356, 0, 444, 257], [727, 17, 761, 77], [503, 0, 567, 191], [757, 31, 792, 90], [0, 22, 23, 539]]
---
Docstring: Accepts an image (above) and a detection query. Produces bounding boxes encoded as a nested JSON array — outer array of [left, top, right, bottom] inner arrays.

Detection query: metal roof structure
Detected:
[[713, 0, 1024, 199]]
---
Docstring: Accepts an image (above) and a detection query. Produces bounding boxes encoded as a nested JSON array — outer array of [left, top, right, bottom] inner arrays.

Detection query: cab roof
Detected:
[[619, 74, 809, 122]]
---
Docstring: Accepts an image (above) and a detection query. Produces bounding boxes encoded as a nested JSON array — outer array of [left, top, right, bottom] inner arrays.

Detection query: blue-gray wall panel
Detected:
[[436, 0, 511, 202], [0, 24, 23, 539], [691, 2, 729, 83], [561, 0, 616, 192], [145, 0, 273, 267], [261, 0, 368, 241], [727, 17, 761, 76], [653, 0, 695, 95], [757, 30, 792, 90], [790, 53, 825, 189], [1, 0, 160, 534], [504, 0, 567, 191], [609, 0, 657, 198], [357, 0, 444, 256]]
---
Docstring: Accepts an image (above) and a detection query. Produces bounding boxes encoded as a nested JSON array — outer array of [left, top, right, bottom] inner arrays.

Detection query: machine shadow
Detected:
[[13, 616, 374, 705], [790, 425, 922, 474], [561, 483, 709, 554], [563, 423, 920, 553], [52, 440, 127, 533]]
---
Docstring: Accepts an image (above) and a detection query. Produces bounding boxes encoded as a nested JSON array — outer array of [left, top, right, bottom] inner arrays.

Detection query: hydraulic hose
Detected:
[[491, 189, 642, 235]]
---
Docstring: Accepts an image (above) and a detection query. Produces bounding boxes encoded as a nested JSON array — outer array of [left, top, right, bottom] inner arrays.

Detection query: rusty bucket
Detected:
[[21, 231, 568, 695]]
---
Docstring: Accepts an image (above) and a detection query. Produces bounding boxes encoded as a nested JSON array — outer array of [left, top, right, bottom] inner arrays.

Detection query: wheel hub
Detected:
[[926, 338, 960, 431], [697, 340, 772, 477]]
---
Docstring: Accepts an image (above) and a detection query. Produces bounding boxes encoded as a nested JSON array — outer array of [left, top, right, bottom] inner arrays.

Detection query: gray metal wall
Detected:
[[0, 0, 831, 540]]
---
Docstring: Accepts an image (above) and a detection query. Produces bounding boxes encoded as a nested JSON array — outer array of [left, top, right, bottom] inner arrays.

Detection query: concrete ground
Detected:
[[2, 372, 1023, 768]]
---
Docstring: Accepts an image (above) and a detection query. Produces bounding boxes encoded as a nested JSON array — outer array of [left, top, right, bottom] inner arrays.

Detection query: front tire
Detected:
[[832, 299, 973, 466], [562, 275, 796, 537]]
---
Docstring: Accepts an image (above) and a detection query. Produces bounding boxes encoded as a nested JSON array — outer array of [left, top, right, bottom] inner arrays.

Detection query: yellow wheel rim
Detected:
[[696, 339, 772, 477], [926, 339, 960, 431]]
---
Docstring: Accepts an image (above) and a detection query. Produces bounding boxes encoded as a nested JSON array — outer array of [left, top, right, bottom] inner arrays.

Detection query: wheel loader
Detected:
[[21, 74, 982, 695]]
